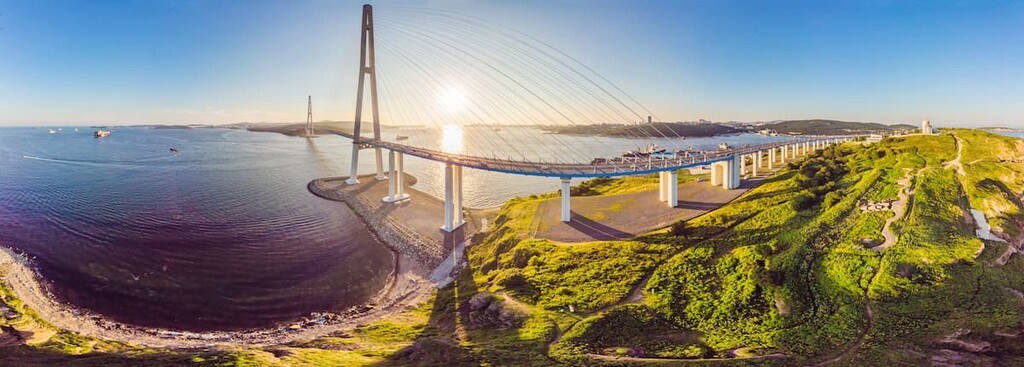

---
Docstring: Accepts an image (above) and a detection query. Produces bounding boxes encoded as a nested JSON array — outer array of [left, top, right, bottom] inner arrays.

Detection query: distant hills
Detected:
[[544, 119, 916, 138], [979, 127, 1023, 132], [544, 122, 743, 138], [763, 119, 916, 135], [242, 121, 354, 137]]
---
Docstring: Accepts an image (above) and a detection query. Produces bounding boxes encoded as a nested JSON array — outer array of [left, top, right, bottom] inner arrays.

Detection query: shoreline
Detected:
[[0, 174, 463, 348], [0, 244, 438, 348]]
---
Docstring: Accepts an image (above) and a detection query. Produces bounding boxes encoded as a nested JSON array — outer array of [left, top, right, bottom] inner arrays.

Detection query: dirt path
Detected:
[[811, 290, 874, 366], [873, 169, 916, 252], [945, 136, 967, 176], [996, 236, 1024, 265]]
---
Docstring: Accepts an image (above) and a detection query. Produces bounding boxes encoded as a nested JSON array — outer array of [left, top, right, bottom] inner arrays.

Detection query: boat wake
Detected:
[[21, 154, 175, 167]]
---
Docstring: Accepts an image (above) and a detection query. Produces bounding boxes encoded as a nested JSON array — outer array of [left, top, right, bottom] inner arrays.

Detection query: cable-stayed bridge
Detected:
[[338, 5, 861, 232]]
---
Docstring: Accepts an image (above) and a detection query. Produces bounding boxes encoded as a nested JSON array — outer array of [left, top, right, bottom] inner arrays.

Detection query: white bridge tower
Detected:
[[347, 4, 386, 185]]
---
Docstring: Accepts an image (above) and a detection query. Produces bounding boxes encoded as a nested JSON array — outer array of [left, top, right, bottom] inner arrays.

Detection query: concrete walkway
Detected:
[[313, 174, 492, 267], [532, 176, 767, 243]]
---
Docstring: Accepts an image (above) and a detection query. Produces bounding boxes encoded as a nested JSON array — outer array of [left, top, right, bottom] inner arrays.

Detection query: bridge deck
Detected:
[[334, 131, 855, 178]]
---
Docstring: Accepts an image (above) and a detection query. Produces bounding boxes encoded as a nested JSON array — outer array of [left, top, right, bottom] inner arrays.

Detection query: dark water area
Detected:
[[0, 127, 395, 331]]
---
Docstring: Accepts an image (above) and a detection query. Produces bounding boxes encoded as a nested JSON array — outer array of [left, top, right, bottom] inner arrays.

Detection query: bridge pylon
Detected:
[[305, 95, 314, 137], [347, 4, 386, 185]]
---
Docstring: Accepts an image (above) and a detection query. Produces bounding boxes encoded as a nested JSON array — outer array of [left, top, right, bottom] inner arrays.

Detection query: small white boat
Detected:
[[395, 135, 409, 141], [47, 129, 57, 134], [94, 130, 110, 138]]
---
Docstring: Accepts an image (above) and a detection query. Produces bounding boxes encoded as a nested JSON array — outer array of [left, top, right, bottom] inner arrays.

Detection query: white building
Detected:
[[922, 118, 933, 135]]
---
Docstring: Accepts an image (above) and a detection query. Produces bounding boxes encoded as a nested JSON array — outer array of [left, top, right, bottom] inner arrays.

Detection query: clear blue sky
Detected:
[[1, 0, 1022, 127]]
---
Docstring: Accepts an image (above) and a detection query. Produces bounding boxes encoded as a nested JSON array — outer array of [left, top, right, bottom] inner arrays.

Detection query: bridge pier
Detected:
[[731, 155, 741, 189], [659, 171, 667, 200], [383, 151, 410, 203], [711, 163, 722, 187], [658, 171, 678, 207], [667, 171, 678, 207], [768, 148, 775, 169], [752, 151, 759, 177], [442, 163, 465, 232], [560, 177, 572, 222], [711, 155, 741, 190]]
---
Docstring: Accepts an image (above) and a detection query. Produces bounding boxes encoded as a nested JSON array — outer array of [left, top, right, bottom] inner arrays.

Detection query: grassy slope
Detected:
[[4, 130, 1024, 366]]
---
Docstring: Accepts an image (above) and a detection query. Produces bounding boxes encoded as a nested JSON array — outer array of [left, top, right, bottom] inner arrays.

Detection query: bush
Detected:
[[823, 191, 843, 208], [791, 192, 818, 211], [494, 268, 528, 288]]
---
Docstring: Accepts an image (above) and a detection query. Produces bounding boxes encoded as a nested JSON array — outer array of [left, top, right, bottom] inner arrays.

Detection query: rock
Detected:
[[0, 329, 21, 347], [468, 292, 493, 311]]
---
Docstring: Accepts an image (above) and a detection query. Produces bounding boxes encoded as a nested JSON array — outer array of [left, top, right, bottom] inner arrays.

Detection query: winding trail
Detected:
[[810, 290, 874, 367], [873, 169, 917, 252], [945, 135, 967, 176]]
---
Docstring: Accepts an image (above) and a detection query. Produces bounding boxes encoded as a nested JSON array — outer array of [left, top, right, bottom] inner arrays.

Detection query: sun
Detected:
[[437, 85, 467, 115]]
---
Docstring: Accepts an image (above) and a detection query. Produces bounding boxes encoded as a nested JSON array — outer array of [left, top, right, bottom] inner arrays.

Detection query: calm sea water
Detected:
[[0, 127, 394, 331], [0, 126, 790, 331]]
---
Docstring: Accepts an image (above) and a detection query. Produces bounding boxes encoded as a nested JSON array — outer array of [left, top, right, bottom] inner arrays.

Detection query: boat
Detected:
[[170, 147, 179, 153], [395, 135, 409, 141], [47, 129, 57, 134], [74, 128, 79, 132], [94, 130, 110, 138], [622, 144, 670, 159], [718, 142, 730, 150]]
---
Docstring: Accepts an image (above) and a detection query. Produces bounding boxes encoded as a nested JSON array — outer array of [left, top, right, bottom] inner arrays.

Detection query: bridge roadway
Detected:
[[333, 131, 861, 178], [337, 130, 861, 229]]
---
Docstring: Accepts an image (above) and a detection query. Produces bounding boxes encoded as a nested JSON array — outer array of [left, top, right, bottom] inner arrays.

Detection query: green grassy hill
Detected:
[[4, 130, 1024, 366]]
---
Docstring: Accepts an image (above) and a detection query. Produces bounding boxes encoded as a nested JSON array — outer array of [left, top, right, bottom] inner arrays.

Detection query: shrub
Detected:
[[791, 192, 818, 211]]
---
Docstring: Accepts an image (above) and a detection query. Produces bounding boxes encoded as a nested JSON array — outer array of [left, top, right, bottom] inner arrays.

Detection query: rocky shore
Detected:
[[0, 173, 466, 348], [307, 175, 447, 268], [0, 242, 441, 348]]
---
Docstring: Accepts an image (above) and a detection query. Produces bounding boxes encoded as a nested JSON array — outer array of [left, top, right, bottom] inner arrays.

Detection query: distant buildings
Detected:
[[921, 118, 933, 135]]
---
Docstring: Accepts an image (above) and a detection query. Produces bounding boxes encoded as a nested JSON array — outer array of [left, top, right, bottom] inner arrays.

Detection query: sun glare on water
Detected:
[[441, 124, 464, 154]]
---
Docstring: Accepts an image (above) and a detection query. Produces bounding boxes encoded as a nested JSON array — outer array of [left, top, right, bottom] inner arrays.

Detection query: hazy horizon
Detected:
[[2, 0, 1022, 127]]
